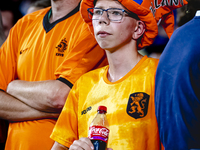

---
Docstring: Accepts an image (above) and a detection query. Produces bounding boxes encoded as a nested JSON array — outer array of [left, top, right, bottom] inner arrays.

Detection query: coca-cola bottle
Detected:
[[88, 106, 109, 150]]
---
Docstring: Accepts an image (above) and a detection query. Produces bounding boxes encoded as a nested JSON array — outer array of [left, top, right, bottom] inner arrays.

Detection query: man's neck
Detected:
[[49, 0, 80, 23]]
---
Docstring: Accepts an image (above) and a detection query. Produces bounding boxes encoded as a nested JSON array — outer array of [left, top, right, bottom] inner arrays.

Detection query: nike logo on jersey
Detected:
[[127, 92, 149, 119], [20, 48, 29, 55], [56, 38, 67, 57]]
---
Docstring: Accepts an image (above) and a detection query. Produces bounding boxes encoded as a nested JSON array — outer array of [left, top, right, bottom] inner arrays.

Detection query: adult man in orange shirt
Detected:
[[0, 0, 107, 149]]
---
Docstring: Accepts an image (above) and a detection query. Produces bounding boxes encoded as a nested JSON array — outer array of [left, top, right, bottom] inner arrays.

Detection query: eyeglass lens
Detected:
[[88, 8, 125, 21]]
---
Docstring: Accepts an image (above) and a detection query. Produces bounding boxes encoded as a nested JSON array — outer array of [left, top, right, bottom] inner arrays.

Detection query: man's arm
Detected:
[[6, 80, 70, 113], [0, 90, 59, 122]]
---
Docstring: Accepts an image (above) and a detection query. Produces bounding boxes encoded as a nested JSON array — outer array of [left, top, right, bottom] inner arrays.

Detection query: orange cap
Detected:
[[80, 0, 158, 50], [80, 0, 187, 49]]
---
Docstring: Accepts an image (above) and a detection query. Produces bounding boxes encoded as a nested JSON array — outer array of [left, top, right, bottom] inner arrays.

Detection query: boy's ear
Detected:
[[132, 20, 145, 40]]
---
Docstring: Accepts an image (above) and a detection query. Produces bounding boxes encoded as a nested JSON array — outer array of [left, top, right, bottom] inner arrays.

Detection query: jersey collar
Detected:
[[43, 3, 80, 33]]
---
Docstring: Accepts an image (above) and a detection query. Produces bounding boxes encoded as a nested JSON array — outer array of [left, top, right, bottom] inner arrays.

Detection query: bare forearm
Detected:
[[6, 80, 70, 113], [0, 91, 59, 122]]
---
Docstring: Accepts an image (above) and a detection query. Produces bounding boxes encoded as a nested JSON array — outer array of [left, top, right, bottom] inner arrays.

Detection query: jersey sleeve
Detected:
[[55, 22, 107, 86], [50, 79, 80, 147]]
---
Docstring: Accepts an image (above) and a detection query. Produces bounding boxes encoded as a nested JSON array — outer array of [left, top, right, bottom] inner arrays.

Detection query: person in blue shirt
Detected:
[[155, 0, 200, 149]]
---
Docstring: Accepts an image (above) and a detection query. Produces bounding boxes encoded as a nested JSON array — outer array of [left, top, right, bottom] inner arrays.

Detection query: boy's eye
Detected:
[[94, 10, 102, 15], [109, 10, 122, 16]]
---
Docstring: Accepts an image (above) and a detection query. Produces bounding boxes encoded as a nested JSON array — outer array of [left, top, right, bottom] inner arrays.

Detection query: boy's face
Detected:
[[92, 0, 138, 52]]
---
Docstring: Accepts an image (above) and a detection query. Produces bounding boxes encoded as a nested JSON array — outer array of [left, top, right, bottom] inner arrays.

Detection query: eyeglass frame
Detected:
[[87, 8, 140, 22]]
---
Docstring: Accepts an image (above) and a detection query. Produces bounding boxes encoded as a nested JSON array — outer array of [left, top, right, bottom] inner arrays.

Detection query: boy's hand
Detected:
[[69, 137, 93, 150], [69, 137, 113, 150]]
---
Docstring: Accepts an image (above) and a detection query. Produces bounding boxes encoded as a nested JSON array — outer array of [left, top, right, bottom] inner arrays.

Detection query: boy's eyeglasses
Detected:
[[87, 8, 139, 22]]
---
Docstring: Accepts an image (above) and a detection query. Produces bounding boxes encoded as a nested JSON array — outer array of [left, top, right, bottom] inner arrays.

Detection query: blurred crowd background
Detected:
[[0, 0, 199, 58], [0, 0, 51, 37]]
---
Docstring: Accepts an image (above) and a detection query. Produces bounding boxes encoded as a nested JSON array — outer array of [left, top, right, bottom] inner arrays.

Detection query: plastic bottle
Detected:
[[88, 106, 109, 150]]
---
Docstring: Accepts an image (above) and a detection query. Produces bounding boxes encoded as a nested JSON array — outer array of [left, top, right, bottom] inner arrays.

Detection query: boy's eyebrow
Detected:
[[94, 6, 125, 9], [94, 5, 109, 8]]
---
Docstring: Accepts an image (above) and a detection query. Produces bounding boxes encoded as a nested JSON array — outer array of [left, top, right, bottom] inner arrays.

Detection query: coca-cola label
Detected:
[[88, 126, 109, 143]]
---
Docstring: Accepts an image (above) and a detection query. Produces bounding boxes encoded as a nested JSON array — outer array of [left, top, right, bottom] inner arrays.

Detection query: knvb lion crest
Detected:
[[127, 92, 150, 119], [56, 38, 67, 57]]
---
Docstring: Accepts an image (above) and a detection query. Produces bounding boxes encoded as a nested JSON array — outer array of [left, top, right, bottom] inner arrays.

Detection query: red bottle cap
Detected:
[[98, 106, 107, 112]]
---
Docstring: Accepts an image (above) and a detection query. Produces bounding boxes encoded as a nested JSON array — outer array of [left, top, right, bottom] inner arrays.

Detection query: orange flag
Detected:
[[142, 0, 188, 38]]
